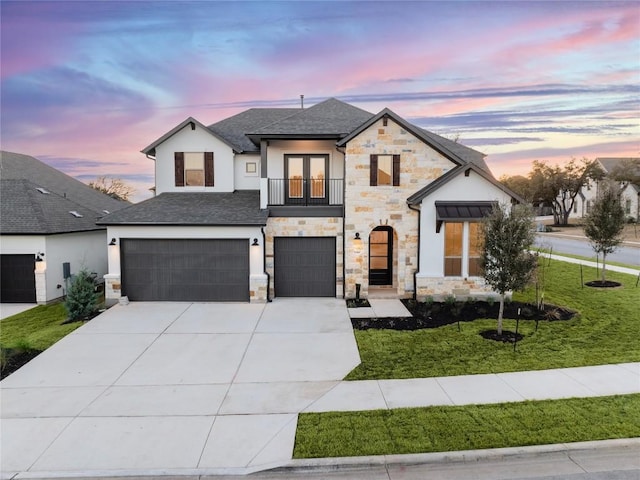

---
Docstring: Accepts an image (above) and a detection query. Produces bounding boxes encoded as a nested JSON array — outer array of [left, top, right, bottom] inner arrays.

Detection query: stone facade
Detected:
[[415, 276, 500, 301], [265, 217, 343, 298], [343, 117, 456, 298]]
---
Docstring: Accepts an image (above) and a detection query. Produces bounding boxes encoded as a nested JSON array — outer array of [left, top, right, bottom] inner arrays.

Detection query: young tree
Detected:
[[584, 181, 625, 283], [481, 203, 538, 335], [65, 269, 99, 321], [529, 158, 603, 226], [88, 176, 134, 202]]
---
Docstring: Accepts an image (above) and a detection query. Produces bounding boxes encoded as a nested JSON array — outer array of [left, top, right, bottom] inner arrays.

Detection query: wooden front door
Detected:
[[369, 227, 393, 286]]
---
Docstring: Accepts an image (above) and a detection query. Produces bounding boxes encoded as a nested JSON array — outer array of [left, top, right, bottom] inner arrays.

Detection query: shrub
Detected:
[[64, 269, 99, 321]]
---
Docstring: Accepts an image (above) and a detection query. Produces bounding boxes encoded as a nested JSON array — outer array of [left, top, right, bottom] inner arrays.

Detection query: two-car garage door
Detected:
[[121, 239, 249, 302]]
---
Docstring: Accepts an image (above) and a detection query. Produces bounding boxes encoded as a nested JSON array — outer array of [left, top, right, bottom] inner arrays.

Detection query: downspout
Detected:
[[408, 202, 421, 301], [261, 227, 271, 302], [337, 145, 347, 299]]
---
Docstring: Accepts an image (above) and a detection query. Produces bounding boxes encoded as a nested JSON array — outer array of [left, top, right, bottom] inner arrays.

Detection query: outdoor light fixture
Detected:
[[109, 238, 117, 246], [35, 252, 44, 262], [252, 238, 259, 246], [354, 232, 361, 241]]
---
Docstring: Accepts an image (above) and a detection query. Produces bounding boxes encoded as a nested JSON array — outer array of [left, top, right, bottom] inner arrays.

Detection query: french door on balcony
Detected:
[[285, 154, 329, 205]]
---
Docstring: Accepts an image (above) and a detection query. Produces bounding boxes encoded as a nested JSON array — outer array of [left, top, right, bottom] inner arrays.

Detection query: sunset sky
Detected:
[[2, 1, 638, 202]]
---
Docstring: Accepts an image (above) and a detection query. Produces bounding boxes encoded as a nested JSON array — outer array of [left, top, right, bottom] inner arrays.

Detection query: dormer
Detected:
[[142, 117, 239, 194]]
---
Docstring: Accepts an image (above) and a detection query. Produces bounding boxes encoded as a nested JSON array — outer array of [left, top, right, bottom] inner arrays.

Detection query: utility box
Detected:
[[62, 262, 71, 279]]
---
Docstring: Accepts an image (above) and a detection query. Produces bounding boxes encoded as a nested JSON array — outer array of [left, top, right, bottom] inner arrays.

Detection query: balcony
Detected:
[[268, 178, 343, 206], [267, 178, 344, 217]]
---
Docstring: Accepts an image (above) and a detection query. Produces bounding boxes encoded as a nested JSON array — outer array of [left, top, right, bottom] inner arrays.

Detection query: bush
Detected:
[[627, 216, 637, 224], [64, 269, 99, 321]]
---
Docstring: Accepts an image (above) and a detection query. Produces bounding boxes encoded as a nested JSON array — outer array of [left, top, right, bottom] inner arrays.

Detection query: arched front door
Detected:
[[369, 226, 393, 285]]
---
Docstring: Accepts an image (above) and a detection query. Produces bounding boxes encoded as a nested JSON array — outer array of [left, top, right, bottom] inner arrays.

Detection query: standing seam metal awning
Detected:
[[435, 201, 496, 232]]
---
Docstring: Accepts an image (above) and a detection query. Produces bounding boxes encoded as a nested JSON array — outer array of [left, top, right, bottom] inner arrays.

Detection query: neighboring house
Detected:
[[569, 157, 640, 221], [0, 151, 128, 303], [99, 98, 522, 303]]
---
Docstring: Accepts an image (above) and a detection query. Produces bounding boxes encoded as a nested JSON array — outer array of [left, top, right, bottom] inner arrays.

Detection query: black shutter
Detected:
[[393, 154, 400, 186], [370, 154, 378, 186], [174, 152, 184, 187], [204, 152, 214, 186]]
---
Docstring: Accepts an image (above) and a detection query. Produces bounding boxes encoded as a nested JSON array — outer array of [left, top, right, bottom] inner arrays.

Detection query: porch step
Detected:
[[367, 287, 398, 299]]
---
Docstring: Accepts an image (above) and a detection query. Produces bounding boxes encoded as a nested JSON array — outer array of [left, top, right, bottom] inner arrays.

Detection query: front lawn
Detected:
[[294, 394, 640, 458], [0, 303, 84, 379], [346, 259, 640, 380]]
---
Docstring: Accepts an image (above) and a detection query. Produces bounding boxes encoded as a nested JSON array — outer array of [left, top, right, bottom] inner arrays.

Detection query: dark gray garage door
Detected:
[[0, 254, 36, 303], [121, 239, 249, 302], [274, 237, 336, 297]]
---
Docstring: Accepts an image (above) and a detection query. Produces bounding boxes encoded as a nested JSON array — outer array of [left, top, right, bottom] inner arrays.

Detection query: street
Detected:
[[535, 234, 640, 267]]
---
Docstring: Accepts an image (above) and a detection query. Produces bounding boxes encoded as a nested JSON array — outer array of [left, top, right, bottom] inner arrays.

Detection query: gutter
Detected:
[[407, 202, 421, 301], [337, 145, 346, 299]]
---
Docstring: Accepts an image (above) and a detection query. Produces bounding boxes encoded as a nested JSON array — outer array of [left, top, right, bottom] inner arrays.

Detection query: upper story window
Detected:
[[625, 199, 631, 215], [370, 154, 400, 186], [174, 152, 214, 187]]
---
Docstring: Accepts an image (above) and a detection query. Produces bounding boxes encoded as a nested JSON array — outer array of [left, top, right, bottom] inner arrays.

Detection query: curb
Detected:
[[274, 438, 640, 474]]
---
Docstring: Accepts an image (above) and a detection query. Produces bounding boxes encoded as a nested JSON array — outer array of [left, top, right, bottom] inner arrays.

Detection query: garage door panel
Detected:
[[0, 254, 37, 303], [121, 239, 249, 302], [274, 237, 336, 297]]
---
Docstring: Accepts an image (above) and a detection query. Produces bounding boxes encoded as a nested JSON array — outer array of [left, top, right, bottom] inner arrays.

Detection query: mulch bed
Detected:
[[1, 348, 41, 380], [350, 299, 576, 331], [584, 280, 622, 288]]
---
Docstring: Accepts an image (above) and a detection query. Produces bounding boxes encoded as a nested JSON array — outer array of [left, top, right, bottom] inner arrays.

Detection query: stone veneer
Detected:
[[265, 217, 343, 298], [343, 117, 455, 299], [415, 276, 502, 301]]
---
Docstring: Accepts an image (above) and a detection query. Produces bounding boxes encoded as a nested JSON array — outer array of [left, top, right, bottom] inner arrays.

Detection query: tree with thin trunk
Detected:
[[480, 203, 538, 335], [584, 181, 625, 283], [88, 176, 134, 202]]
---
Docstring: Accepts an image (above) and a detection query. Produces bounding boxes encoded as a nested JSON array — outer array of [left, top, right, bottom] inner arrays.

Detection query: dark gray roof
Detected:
[[249, 98, 374, 137], [0, 151, 128, 234], [596, 157, 640, 174], [418, 128, 491, 173], [208, 108, 300, 153], [1, 179, 109, 234], [98, 191, 268, 226], [407, 163, 525, 206], [435, 201, 496, 220]]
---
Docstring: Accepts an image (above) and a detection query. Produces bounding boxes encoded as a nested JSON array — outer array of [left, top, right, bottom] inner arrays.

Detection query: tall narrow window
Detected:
[[468, 222, 482, 276], [444, 223, 463, 276], [377, 155, 393, 186], [625, 199, 631, 215]]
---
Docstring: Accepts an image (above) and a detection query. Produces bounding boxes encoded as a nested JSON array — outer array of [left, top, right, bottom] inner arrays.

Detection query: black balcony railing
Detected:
[[268, 178, 343, 206]]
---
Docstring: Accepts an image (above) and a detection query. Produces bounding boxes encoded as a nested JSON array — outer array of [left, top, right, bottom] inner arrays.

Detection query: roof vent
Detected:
[[36, 187, 50, 194], [69, 211, 83, 218], [102, 210, 110, 214]]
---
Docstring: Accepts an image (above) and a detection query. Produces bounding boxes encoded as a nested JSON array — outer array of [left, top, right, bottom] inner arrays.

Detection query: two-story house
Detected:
[[568, 157, 640, 222], [99, 98, 521, 303]]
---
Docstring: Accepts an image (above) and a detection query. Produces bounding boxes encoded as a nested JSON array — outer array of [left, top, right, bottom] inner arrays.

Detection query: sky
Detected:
[[1, 0, 639, 202]]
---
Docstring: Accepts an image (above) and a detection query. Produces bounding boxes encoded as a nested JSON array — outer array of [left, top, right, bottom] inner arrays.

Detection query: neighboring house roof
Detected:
[[248, 98, 374, 139], [596, 157, 640, 173], [407, 162, 525, 205], [98, 191, 268, 226], [0, 151, 128, 235], [141, 117, 240, 156]]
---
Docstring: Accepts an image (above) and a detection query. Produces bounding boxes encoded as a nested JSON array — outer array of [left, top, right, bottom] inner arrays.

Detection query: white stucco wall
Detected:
[[418, 170, 514, 277], [154, 123, 236, 194], [0, 231, 107, 303], [265, 139, 344, 180], [234, 154, 261, 190]]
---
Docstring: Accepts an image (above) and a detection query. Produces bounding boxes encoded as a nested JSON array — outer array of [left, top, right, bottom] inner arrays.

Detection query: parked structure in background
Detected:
[[568, 158, 640, 222], [0, 152, 128, 303], [100, 98, 522, 303]]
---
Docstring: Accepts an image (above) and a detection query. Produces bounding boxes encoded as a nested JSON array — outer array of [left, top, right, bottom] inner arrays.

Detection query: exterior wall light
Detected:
[[252, 238, 259, 246], [109, 238, 117, 246], [35, 252, 44, 262], [354, 232, 361, 242]]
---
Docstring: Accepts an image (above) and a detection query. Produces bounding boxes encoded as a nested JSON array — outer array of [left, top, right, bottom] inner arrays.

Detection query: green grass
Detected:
[[294, 394, 640, 458], [346, 259, 640, 380], [0, 303, 83, 351]]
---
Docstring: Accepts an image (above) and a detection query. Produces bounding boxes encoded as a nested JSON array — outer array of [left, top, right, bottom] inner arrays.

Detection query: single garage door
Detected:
[[274, 237, 336, 297], [0, 254, 36, 303], [121, 239, 249, 302]]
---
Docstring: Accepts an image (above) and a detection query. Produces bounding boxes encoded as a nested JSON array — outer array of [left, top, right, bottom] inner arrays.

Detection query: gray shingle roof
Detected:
[[208, 108, 300, 153], [98, 191, 268, 226], [596, 157, 640, 174], [249, 98, 374, 137], [0, 151, 128, 234]]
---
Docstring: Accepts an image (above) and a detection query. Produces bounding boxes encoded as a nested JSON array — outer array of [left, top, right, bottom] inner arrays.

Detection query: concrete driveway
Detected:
[[1, 299, 360, 476]]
